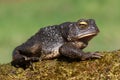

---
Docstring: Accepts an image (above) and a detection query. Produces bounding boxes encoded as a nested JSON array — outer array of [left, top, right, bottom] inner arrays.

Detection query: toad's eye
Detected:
[[78, 21, 88, 29]]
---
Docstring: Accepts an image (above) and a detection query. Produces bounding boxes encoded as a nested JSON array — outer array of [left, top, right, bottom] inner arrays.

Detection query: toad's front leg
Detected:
[[59, 42, 102, 60]]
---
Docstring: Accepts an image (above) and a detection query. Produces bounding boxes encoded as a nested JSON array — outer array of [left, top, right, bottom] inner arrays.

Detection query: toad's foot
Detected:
[[81, 52, 103, 60]]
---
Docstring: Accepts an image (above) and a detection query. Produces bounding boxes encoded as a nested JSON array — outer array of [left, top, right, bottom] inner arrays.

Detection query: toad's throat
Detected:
[[79, 33, 97, 42]]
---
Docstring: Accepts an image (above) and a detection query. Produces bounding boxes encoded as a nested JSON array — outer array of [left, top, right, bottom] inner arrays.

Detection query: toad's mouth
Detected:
[[78, 33, 97, 42]]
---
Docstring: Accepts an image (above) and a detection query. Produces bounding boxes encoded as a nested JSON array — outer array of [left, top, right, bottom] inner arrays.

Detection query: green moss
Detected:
[[0, 50, 120, 80]]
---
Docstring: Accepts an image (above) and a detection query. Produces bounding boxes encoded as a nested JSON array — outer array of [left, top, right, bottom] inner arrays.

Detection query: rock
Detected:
[[0, 50, 120, 80]]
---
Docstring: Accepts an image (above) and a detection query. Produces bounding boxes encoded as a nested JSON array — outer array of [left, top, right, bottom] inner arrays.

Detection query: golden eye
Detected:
[[79, 22, 87, 25], [79, 21, 88, 29]]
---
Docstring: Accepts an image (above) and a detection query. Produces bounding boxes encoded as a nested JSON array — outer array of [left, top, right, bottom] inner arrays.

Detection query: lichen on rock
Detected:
[[0, 50, 120, 80]]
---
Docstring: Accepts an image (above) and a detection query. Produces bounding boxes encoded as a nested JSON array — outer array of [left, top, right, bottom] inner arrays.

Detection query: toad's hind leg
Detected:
[[59, 43, 102, 60], [11, 50, 40, 68]]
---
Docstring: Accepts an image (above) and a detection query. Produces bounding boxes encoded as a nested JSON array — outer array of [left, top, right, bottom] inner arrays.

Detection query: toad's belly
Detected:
[[40, 43, 63, 59], [42, 49, 60, 60]]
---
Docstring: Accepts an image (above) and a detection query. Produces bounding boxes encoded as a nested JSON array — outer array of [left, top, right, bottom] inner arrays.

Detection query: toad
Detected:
[[11, 19, 102, 68]]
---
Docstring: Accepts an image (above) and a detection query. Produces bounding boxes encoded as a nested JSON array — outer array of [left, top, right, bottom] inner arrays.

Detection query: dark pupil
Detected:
[[80, 24, 87, 29]]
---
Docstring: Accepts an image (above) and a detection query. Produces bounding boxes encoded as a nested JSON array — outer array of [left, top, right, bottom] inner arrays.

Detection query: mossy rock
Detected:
[[0, 50, 120, 80]]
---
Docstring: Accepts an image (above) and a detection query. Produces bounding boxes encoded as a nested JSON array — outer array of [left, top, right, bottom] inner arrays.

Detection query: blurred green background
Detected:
[[0, 0, 120, 63]]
